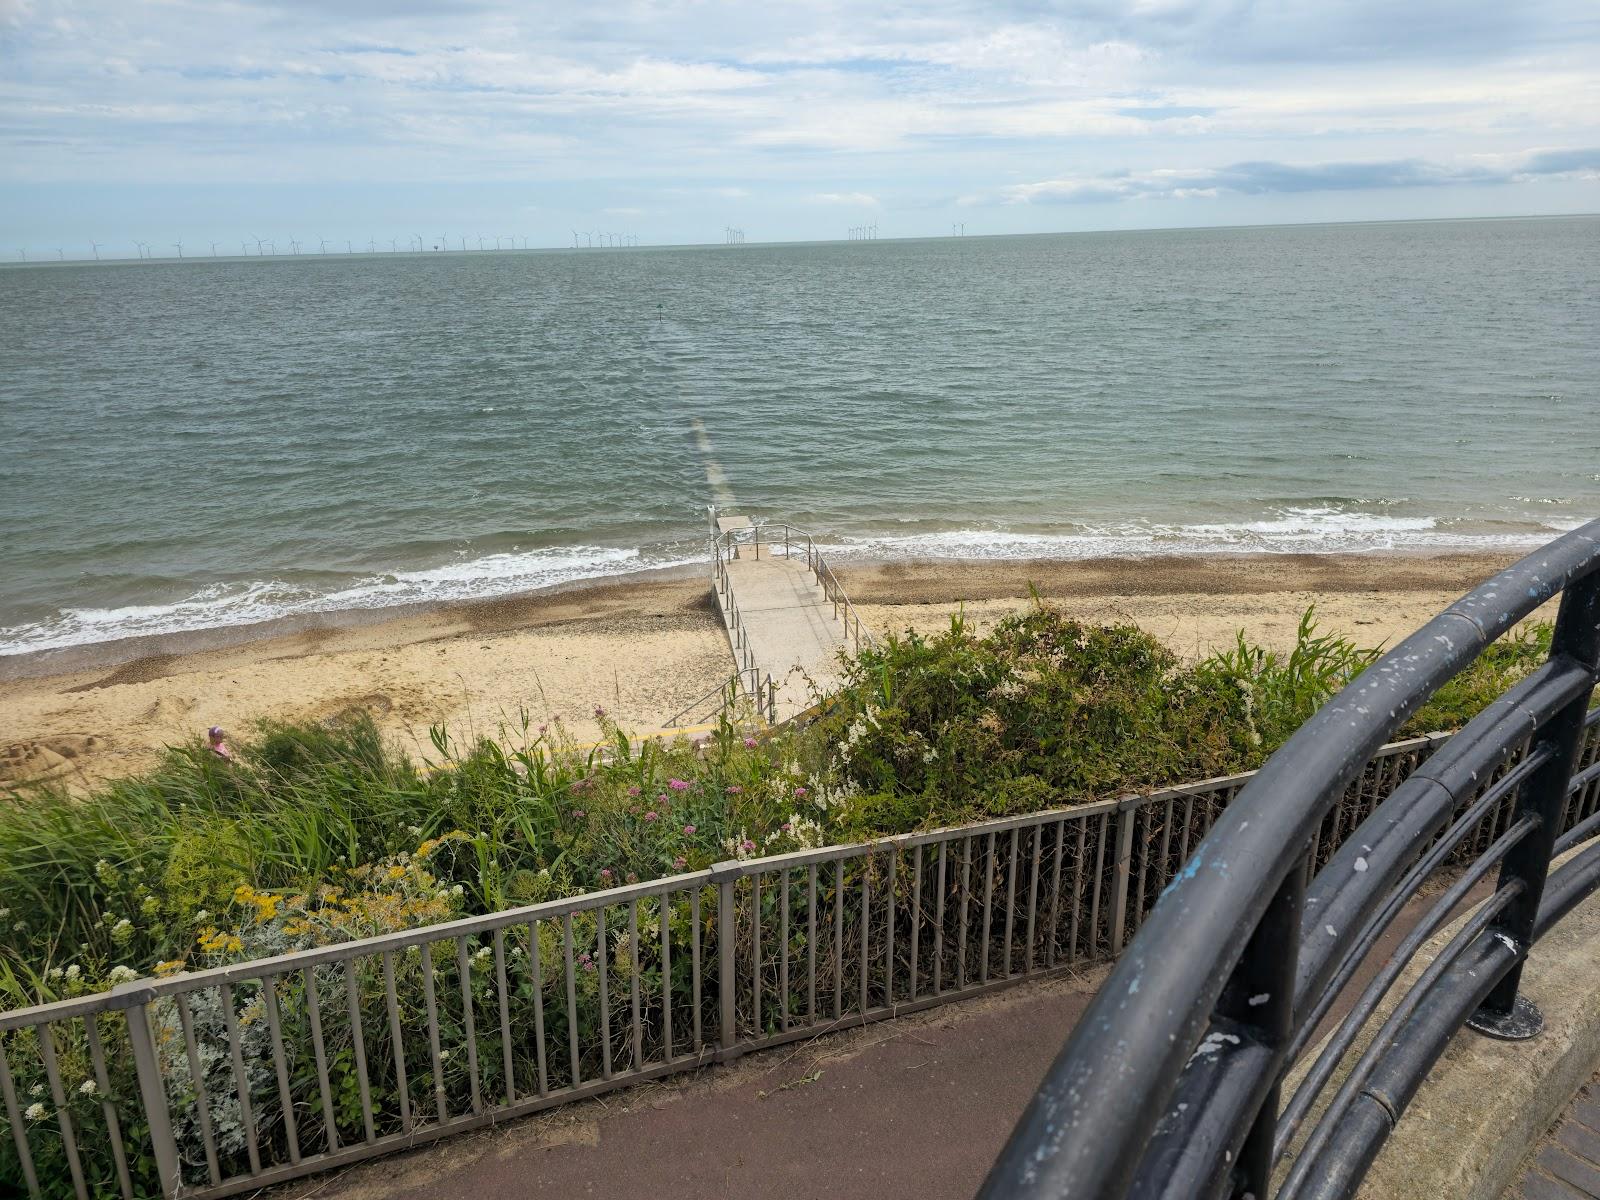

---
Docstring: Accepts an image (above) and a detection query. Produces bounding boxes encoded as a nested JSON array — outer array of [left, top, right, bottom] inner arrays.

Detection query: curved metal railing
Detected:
[[980, 518, 1600, 1200]]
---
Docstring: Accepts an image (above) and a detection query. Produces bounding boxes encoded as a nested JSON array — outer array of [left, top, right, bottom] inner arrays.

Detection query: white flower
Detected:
[[194, 910, 210, 922], [0, 907, 9, 918], [472, 946, 492, 962], [107, 965, 139, 986], [64, 964, 81, 980], [24, 1102, 46, 1121], [45, 967, 64, 982], [450, 884, 465, 897], [78, 1080, 97, 1096], [13, 922, 26, 932], [438, 1049, 451, 1061], [29, 1083, 43, 1097]]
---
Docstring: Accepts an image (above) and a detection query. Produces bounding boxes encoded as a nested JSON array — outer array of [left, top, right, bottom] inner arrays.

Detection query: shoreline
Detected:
[[0, 545, 1534, 683], [0, 549, 1540, 790]]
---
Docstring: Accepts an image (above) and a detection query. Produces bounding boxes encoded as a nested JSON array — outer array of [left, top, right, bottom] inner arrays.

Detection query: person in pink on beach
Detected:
[[206, 726, 234, 762]]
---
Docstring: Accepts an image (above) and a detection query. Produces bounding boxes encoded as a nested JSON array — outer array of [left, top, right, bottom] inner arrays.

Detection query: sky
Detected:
[[1, 0, 1598, 258]]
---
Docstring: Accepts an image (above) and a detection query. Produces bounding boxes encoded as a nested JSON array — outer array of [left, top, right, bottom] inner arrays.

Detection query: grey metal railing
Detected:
[[981, 518, 1600, 1200], [711, 518, 875, 657], [7, 722, 1598, 1199], [708, 530, 778, 723]]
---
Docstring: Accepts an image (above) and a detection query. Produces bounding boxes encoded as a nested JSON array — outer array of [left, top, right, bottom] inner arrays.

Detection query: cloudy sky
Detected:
[[2, 0, 1598, 256]]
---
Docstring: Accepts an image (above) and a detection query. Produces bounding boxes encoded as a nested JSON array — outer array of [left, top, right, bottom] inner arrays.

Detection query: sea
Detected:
[[2, 215, 1597, 657]]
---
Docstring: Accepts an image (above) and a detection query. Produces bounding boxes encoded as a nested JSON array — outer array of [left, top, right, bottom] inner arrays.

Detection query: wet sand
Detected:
[[0, 551, 1531, 789]]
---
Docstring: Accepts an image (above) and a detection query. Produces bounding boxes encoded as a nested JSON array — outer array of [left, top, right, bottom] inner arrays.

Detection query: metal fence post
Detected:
[[117, 984, 181, 1197], [713, 862, 742, 1059], [1108, 798, 1139, 952], [1470, 572, 1600, 1039]]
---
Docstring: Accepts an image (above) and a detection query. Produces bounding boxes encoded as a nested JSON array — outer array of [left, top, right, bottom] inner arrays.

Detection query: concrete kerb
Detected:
[[1278, 844, 1600, 1200]]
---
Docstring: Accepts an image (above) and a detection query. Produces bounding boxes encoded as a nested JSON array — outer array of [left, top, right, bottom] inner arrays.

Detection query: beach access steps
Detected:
[[671, 511, 873, 727]]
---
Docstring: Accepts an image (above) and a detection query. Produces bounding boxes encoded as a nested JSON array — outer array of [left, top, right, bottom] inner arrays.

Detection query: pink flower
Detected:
[[599, 868, 612, 880], [572, 809, 586, 819], [667, 778, 690, 791], [740, 839, 756, 853], [725, 785, 742, 795], [781, 823, 793, 834], [793, 786, 808, 798], [673, 856, 688, 870], [627, 786, 642, 797], [743, 737, 758, 749], [538, 724, 548, 736], [682, 824, 696, 835], [644, 811, 659, 822], [626, 872, 638, 884], [594, 705, 607, 719]]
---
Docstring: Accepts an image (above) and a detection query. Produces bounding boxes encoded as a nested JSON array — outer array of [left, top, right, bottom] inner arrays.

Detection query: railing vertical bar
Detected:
[[1003, 827, 1019, 978], [597, 906, 613, 1080], [457, 943, 487, 1111], [0, 1033, 42, 1199], [752, 873, 763, 1035], [691, 889, 704, 1051], [1089, 811, 1108, 956], [528, 922, 549, 1095], [176, 993, 223, 1184], [780, 867, 791, 1031], [419, 946, 449, 1122], [381, 952, 412, 1133], [884, 847, 898, 1005], [35, 1019, 88, 1199], [834, 859, 846, 1019], [493, 928, 516, 1105], [910, 844, 924, 999], [1130, 806, 1151, 934], [1156, 795, 1175, 898], [661, 896, 674, 1061], [933, 842, 949, 994], [957, 836, 972, 989], [1179, 792, 1196, 861], [1025, 822, 1042, 973], [219, 982, 260, 1172], [301, 964, 341, 1153], [807, 863, 819, 1022], [859, 855, 871, 1014], [260, 977, 301, 1163], [1067, 819, 1086, 963], [629, 899, 644, 1071], [563, 912, 581, 1087], [82, 1017, 134, 1199], [1048, 819, 1066, 967], [981, 831, 996, 983], [343, 960, 377, 1143]]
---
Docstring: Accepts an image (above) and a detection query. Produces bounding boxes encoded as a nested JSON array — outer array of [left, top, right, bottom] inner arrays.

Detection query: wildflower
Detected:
[[408, 824, 423, 837], [64, 964, 80, 980], [0, 907, 8, 919], [29, 1083, 42, 1097], [743, 737, 758, 750], [438, 1049, 451, 1061], [12, 922, 24, 933], [78, 1080, 97, 1097], [154, 960, 185, 977], [781, 823, 793, 834], [599, 869, 612, 881], [24, 1102, 46, 1121], [682, 824, 696, 835], [740, 839, 756, 853], [627, 786, 641, 797], [194, 910, 210, 922], [450, 884, 465, 897], [667, 778, 689, 791], [673, 856, 688, 870], [725, 785, 742, 795], [626, 872, 638, 884], [593, 705, 607, 720], [573, 809, 586, 819], [111, 918, 134, 943], [107, 965, 139, 986], [793, 786, 808, 799], [643, 810, 659, 822], [46, 967, 64, 982]]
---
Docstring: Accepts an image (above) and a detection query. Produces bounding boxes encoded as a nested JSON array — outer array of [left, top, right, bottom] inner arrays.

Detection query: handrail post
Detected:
[[118, 985, 182, 1197], [713, 862, 741, 1059], [1470, 571, 1600, 1039]]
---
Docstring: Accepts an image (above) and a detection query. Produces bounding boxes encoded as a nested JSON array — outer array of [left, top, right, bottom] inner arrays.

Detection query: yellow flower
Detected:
[[154, 959, 186, 977]]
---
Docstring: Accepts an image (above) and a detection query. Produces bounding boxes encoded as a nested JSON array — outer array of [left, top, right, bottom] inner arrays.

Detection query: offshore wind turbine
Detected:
[[210, 241, 220, 256], [91, 241, 102, 260], [172, 242, 183, 258], [16, 248, 24, 262], [318, 238, 328, 254]]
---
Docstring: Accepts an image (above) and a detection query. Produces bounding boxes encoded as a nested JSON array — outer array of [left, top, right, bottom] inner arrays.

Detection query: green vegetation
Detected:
[[0, 606, 1558, 1197], [0, 605, 1550, 1007]]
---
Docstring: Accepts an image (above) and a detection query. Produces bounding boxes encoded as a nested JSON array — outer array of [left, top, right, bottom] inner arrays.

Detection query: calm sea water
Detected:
[[2, 216, 1598, 655]]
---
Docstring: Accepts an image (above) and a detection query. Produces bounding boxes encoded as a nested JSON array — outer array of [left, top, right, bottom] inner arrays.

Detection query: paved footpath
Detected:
[[284, 888, 1480, 1200], [1513, 1072, 1600, 1199]]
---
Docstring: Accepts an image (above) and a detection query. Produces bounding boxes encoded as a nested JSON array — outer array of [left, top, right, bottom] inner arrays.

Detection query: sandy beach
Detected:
[[0, 550, 1537, 790]]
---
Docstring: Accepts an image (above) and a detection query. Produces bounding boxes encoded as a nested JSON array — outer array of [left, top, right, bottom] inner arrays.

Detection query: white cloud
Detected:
[[809, 191, 881, 206]]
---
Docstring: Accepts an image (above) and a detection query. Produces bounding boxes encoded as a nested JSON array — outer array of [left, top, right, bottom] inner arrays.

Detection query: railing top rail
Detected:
[[980, 517, 1600, 1200]]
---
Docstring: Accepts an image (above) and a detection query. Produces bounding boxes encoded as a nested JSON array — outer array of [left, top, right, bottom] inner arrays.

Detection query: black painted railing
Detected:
[[979, 518, 1600, 1200]]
